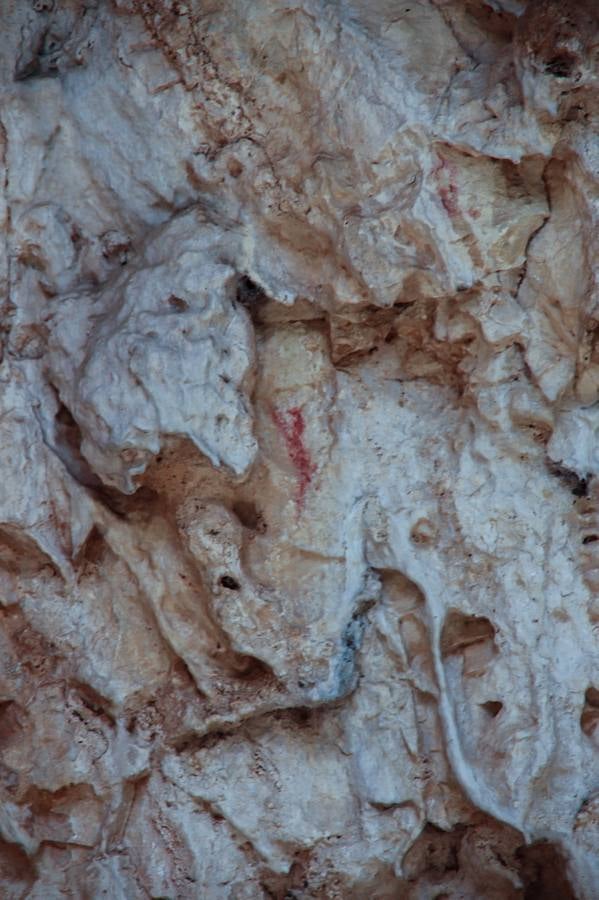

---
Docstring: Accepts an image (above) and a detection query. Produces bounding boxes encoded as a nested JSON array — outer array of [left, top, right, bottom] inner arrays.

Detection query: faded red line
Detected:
[[433, 157, 460, 218], [271, 404, 317, 511], [439, 183, 459, 217]]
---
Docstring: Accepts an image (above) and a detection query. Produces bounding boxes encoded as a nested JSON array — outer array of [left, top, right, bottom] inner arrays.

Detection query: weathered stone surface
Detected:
[[0, 0, 598, 896]]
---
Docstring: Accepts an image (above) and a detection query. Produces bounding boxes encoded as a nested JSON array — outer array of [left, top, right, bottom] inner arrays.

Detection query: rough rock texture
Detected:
[[0, 0, 598, 897]]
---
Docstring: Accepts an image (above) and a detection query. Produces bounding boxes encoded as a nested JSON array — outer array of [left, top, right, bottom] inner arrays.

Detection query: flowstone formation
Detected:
[[0, 0, 598, 896]]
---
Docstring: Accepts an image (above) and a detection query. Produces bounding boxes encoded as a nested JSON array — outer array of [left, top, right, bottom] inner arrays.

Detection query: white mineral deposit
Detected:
[[0, 0, 597, 897]]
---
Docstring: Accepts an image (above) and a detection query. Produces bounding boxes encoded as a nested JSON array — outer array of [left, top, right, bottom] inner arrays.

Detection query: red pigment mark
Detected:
[[439, 184, 459, 217], [468, 207, 481, 219], [271, 405, 317, 511], [433, 157, 460, 218]]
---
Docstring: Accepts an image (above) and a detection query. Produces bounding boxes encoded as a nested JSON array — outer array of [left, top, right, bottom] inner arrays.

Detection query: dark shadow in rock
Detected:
[[546, 460, 588, 498], [0, 701, 23, 751], [69, 679, 116, 728], [232, 499, 267, 533], [53, 401, 103, 490], [517, 840, 577, 900], [0, 838, 36, 895], [401, 818, 577, 900], [480, 700, 503, 718], [75, 526, 107, 567], [236, 275, 267, 322], [440, 610, 497, 675], [0, 525, 59, 578]]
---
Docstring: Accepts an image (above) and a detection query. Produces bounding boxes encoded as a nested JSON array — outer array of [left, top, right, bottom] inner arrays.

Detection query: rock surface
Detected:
[[0, 0, 598, 896]]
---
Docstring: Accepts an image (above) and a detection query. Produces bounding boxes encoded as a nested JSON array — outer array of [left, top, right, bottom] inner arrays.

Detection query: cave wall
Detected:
[[0, 1, 598, 897]]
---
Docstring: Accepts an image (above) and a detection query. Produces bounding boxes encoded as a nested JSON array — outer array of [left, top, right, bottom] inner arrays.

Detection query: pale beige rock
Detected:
[[0, 0, 598, 897]]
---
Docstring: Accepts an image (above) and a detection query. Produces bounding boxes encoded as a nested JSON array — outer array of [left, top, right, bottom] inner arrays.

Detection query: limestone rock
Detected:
[[0, 0, 598, 897]]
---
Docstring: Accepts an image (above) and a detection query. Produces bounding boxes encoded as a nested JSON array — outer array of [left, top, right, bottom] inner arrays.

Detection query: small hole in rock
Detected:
[[220, 575, 240, 590], [168, 295, 188, 312], [236, 275, 265, 314], [573, 477, 589, 498], [481, 700, 503, 718], [232, 500, 263, 531], [583, 535, 599, 545], [545, 53, 577, 78]]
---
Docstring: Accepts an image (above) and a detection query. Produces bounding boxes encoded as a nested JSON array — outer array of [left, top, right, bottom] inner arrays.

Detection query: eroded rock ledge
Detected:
[[0, 0, 598, 896]]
